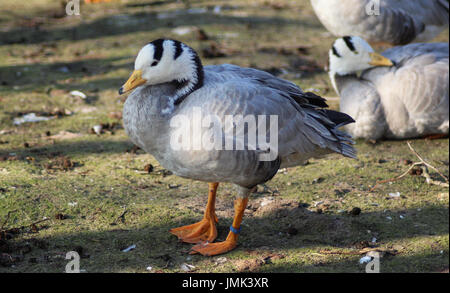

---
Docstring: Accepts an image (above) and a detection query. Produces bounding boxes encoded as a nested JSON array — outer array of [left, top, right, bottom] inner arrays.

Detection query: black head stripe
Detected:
[[332, 45, 341, 57], [343, 36, 356, 52], [174, 41, 183, 60], [173, 46, 204, 106], [151, 39, 165, 61]]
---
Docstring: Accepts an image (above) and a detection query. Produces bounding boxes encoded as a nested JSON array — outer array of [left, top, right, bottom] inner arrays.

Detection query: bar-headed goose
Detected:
[[329, 36, 449, 140], [311, 0, 449, 45], [119, 39, 356, 256]]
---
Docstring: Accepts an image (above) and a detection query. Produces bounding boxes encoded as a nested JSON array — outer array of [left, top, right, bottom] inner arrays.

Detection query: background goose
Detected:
[[119, 39, 356, 256], [311, 0, 449, 45], [329, 36, 449, 140]]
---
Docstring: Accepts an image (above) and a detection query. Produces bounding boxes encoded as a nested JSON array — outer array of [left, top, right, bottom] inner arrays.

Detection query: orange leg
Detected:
[[169, 183, 219, 244], [190, 197, 249, 256]]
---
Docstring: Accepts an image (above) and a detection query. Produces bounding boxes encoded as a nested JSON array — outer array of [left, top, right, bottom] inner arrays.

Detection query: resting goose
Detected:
[[311, 0, 449, 45], [329, 36, 449, 140], [119, 39, 356, 256]]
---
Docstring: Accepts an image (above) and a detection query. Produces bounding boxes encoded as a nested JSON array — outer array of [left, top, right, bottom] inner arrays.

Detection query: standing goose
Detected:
[[311, 0, 449, 46], [329, 36, 449, 140], [119, 39, 356, 256]]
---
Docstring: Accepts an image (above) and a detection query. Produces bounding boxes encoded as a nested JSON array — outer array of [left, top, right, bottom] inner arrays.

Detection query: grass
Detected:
[[0, 0, 448, 273]]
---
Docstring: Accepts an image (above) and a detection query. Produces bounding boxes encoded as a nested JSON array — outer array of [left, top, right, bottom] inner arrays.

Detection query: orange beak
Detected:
[[369, 52, 394, 67], [119, 70, 147, 95]]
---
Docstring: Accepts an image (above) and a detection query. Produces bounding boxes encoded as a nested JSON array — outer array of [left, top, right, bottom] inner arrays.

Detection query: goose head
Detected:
[[119, 39, 204, 100], [329, 36, 394, 76]]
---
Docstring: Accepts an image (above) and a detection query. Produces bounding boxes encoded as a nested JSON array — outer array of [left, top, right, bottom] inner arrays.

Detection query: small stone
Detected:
[[63, 158, 73, 169], [392, 244, 404, 251], [196, 28, 209, 41], [31, 224, 38, 233], [92, 125, 102, 135], [389, 192, 401, 198], [354, 240, 370, 249], [144, 164, 154, 173], [349, 207, 361, 216], [215, 257, 227, 264], [438, 193, 448, 201], [121, 244, 136, 252], [263, 256, 272, 264], [54, 213, 66, 220], [287, 227, 298, 235], [312, 177, 324, 184], [297, 202, 309, 208], [28, 257, 37, 263], [402, 159, 413, 165], [167, 184, 180, 189], [359, 256, 372, 264], [73, 246, 83, 255], [180, 263, 195, 272], [409, 166, 423, 176], [260, 197, 274, 207]]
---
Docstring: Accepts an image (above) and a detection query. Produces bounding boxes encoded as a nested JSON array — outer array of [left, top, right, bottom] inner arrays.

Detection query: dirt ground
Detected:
[[0, 0, 448, 273]]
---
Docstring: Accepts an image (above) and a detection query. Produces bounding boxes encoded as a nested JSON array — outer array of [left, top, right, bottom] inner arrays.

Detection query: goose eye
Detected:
[[151, 61, 159, 67]]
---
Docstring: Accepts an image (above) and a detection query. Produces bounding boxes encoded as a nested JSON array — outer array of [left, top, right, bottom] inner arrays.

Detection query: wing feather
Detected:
[[195, 69, 356, 165], [363, 43, 449, 138]]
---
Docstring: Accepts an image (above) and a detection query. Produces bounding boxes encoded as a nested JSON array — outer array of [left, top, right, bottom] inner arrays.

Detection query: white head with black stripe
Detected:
[[119, 39, 204, 101], [329, 36, 394, 76]]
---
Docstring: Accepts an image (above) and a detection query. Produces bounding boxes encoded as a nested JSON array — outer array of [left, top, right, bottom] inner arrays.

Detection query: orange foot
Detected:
[[190, 238, 237, 256], [169, 215, 218, 244]]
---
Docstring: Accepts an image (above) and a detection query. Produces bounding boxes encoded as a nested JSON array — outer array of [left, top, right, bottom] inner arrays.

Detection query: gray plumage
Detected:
[[311, 0, 449, 45], [123, 61, 356, 191], [334, 42, 449, 140]]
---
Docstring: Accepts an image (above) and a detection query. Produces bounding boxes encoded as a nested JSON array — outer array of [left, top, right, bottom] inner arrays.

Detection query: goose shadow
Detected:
[[0, 8, 321, 46], [0, 197, 447, 272], [0, 139, 136, 161], [0, 56, 133, 90]]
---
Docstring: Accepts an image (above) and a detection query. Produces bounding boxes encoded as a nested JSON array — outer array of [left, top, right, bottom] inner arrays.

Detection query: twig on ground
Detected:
[[407, 141, 449, 184], [0, 216, 49, 235], [421, 166, 449, 188], [1, 210, 17, 230], [369, 162, 423, 192], [116, 207, 128, 224], [370, 141, 449, 191], [319, 247, 396, 256], [319, 250, 360, 255], [28, 217, 49, 227]]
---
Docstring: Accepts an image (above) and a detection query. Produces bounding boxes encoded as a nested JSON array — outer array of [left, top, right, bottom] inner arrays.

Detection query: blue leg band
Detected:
[[230, 225, 241, 234]]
